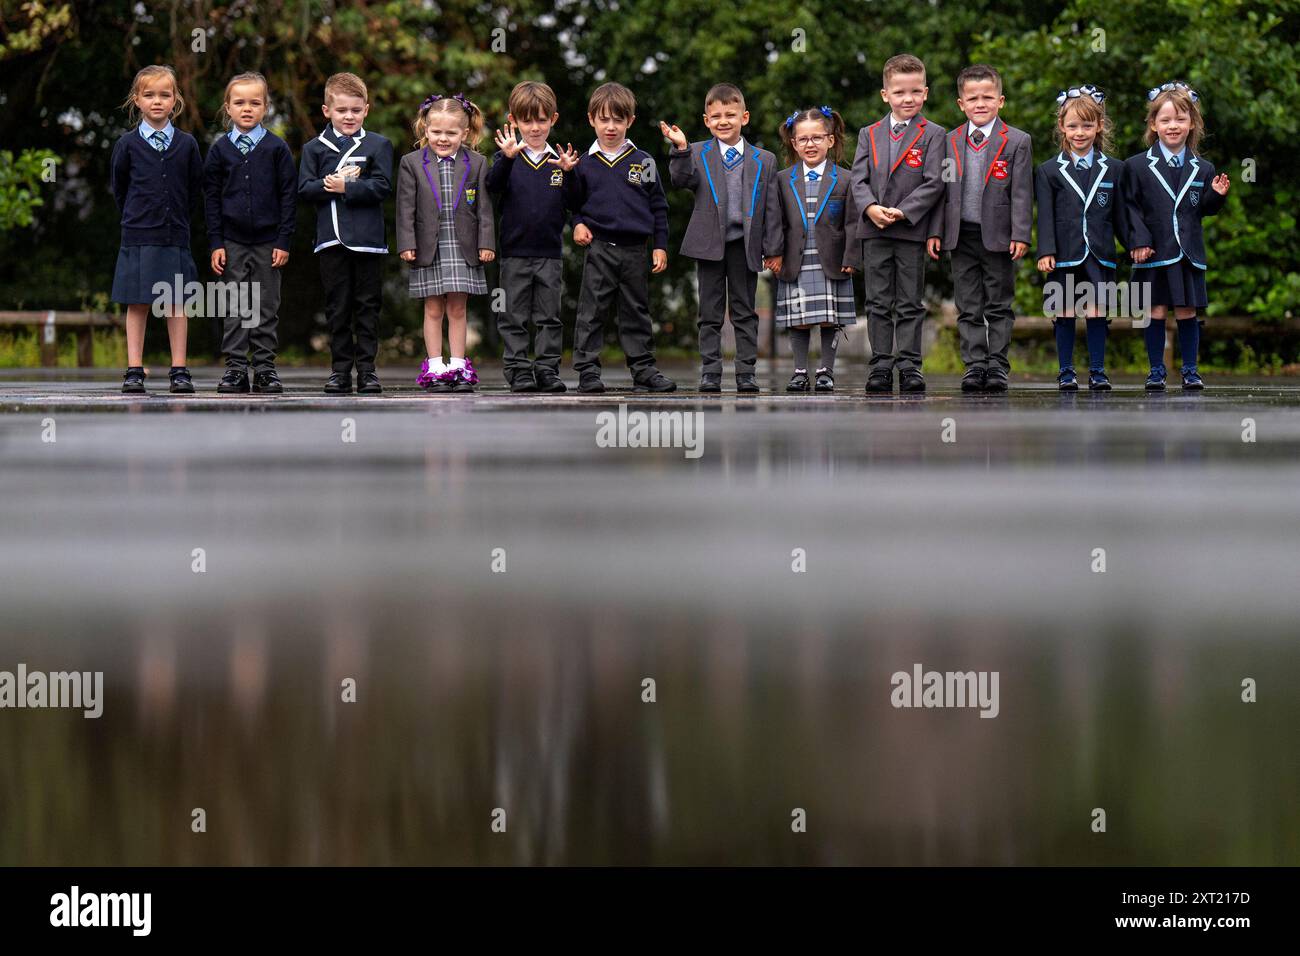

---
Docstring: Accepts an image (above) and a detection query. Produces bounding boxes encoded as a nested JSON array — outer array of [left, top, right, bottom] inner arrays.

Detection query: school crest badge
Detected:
[[904, 147, 923, 168], [627, 163, 643, 185], [550, 168, 564, 187], [825, 199, 843, 220], [1097, 191, 1109, 207], [1189, 190, 1200, 207], [465, 187, 477, 205], [991, 159, 1009, 180]]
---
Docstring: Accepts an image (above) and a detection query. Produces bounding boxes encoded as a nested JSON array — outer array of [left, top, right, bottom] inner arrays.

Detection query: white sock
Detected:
[[450, 356, 466, 369], [427, 357, 446, 373]]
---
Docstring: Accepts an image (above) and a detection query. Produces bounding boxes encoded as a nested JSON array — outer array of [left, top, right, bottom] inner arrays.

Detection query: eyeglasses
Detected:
[[1148, 82, 1198, 103], [1056, 85, 1105, 106], [794, 135, 828, 147]]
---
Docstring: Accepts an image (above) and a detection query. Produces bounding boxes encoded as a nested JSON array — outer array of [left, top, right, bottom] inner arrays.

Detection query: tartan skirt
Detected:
[[409, 211, 487, 298], [775, 249, 857, 328]]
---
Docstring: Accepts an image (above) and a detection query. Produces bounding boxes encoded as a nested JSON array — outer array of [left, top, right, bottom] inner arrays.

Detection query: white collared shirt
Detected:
[[967, 118, 997, 142], [524, 143, 559, 164], [717, 137, 745, 158], [803, 160, 827, 181], [138, 120, 175, 147], [332, 126, 363, 142], [589, 139, 632, 161], [889, 114, 912, 130]]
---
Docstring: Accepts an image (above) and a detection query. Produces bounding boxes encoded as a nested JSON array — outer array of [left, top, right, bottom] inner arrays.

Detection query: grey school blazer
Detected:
[[849, 114, 946, 243], [933, 118, 1033, 253], [396, 146, 494, 267], [668, 139, 781, 272], [768, 162, 861, 281]]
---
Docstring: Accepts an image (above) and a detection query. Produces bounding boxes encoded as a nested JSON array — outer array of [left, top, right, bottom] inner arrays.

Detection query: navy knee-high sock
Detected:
[[790, 328, 810, 371], [1053, 318, 1076, 369], [1144, 318, 1167, 369], [1176, 318, 1200, 370], [1085, 318, 1108, 371]]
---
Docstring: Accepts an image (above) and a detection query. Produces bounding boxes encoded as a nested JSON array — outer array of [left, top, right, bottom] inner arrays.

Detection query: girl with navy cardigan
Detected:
[[1034, 85, 1118, 391], [1118, 82, 1229, 391], [109, 65, 204, 394]]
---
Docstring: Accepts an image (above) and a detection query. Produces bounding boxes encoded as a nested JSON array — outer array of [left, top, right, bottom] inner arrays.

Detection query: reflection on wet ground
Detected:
[[1, 366, 1297, 864]]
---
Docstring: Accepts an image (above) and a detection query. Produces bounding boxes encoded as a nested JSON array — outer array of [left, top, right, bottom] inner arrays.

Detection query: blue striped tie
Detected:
[[149, 130, 167, 152], [236, 134, 254, 155]]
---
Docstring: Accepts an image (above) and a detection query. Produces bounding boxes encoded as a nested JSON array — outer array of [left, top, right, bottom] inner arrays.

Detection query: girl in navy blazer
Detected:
[[1035, 85, 1118, 391], [109, 65, 204, 395], [1118, 82, 1229, 391], [397, 94, 496, 393]]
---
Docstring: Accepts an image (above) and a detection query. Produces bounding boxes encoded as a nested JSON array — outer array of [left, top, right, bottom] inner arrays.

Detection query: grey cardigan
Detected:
[[396, 146, 495, 267]]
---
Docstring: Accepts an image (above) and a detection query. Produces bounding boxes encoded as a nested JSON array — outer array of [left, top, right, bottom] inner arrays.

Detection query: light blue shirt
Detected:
[[138, 120, 175, 148], [228, 124, 267, 148], [1158, 141, 1187, 166], [1069, 147, 1095, 168]]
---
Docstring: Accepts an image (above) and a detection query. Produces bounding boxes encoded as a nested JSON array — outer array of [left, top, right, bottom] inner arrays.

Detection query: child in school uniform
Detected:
[[567, 81, 676, 393], [204, 71, 296, 394], [109, 65, 204, 395], [931, 64, 1033, 393], [661, 82, 781, 393], [299, 72, 394, 395], [485, 81, 580, 393], [396, 93, 497, 394], [1035, 85, 1119, 392], [1118, 82, 1229, 391], [850, 53, 946, 394], [764, 106, 860, 393]]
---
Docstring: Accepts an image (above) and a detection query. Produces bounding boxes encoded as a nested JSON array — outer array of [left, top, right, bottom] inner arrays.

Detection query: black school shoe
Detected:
[[634, 371, 677, 392], [219, 368, 251, 394], [786, 369, 810, 392], [534, 369, 567, 393], [578, 373, 606, 394], [1057, 367, 1079, 392], [983, 368, 1009, 393], [899, 368, 926, 393], [736, 373, 760, 394], [1088, 369, 1112, 391], [960, 367, 986, 393], [168, 366, 195, 394], [509, 369, 540, 393], [252, 368, 283, 394], [357, 370, 382, 394], [814, 367, 835, 392], [698, 373, 722, 393], [122, 366, 146, 394], [324, 371, 352, 395], [865, 369, 893, 393]]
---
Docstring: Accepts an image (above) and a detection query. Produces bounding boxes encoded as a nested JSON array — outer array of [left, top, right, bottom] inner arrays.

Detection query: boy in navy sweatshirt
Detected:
[[567, 82, 675, 392], [204, 72, 296, 393], [486, 81, 580, 392], [298, 72, 394, 395]]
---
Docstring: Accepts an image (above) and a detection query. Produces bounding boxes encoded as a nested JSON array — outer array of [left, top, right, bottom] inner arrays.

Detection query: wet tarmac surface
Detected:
[[1, 363, 1297, 864]]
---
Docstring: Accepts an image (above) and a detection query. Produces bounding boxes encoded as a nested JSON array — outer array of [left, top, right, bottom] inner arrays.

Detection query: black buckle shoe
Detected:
[[736, 373, 760, 394], [324, 371, 352, 395], [634, 371, 677, 392], [534, 369, 567, 393], [252, 368, 283, 394], [865, 369, 893, 393], [578, 373, 606, 394], [698, 373, 722, 393], [960, 367, 986, 393], [219, 368, 251, 394], [168, 366, 195, 394], [122, 366, 146, 394], [899, 368, 926, 393], [786, 369, 810, 392], [814, 367, 835, 392]]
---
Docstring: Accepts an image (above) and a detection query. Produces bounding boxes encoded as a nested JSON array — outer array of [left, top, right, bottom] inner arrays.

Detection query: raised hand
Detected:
[[659, 121, 688, 150], [1211, 173, 1230, 196], [551, 143, 580, 171], [494, 123, 522, 158]]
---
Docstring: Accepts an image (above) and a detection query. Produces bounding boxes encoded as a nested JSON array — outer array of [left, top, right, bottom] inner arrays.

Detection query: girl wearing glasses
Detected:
[[765, 106, 860, 393]]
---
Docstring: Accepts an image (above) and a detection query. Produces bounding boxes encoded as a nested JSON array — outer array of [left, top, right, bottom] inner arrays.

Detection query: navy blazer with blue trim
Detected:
[[1033, 152, 1118, 268], [768, 162, 861, 281], [1117, 147, 1224, 270], [667, 138, 781, 271]]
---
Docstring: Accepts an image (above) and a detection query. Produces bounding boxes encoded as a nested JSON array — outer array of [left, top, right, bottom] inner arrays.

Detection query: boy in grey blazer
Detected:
[[661, 83, 781, 392], [851, 54, 947, 393], [930, 64, 1032, 392]]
